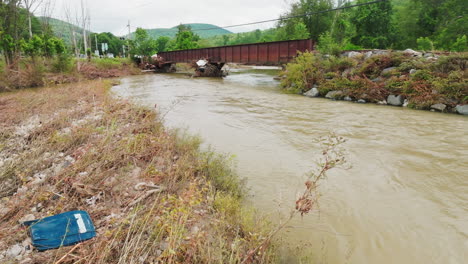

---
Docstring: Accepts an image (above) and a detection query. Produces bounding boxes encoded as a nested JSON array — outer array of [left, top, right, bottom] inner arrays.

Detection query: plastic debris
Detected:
[[22, 211, 96, 251]]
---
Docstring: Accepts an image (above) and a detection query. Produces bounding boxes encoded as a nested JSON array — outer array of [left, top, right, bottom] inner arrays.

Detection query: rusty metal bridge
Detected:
[[158, 39, 314, 65]]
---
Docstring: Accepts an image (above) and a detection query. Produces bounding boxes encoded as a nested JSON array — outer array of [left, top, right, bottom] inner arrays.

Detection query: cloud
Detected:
[[47, 0, 293, 36]]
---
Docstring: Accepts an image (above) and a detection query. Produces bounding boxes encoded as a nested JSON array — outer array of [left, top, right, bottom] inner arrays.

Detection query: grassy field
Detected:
[[0, 80, 279, 263]]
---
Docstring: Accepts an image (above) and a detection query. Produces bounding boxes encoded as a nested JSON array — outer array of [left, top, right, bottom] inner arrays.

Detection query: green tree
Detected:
[[172, 25, 200, 50], [155, 36, 170, 52], [131, 28, 157, 56], [350, 0, 394, 48]]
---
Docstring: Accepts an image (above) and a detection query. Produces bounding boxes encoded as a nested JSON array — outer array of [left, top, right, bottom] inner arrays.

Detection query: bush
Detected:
[[417, 37, 434, 51], [323, 56, 357, 72], [451, 35, 467, 52], [358, 55, 394, 78], [280, 52, 324, 94], [93, 58, 125, 69], [52, 53, 73, 73], [317, 32, 342, 57], [432, 54, 468, 73]]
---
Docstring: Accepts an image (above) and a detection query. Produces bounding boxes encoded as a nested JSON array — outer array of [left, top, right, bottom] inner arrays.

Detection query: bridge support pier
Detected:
[[195, 62, 226, 77]]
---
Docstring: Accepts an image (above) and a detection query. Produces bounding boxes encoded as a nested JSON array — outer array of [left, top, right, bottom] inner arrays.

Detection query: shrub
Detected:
[[417, 37, 434, 51], [52, 53, 73, 73], [358, 55, 394, 78], [451, 35, 467, 52], [280, 52, 323, 94], [342, 42, 363, 51], [431, 71, 468, 102], [411, 69, 433, 81], [432, 54, 467, 73], [317, 32, 342, 57], [323, 56, 357, 72]]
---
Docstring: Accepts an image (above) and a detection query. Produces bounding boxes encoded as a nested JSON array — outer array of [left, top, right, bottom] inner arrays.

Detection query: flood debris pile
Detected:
[[0, 81, 276, 263], [281, 51, 467, 114]]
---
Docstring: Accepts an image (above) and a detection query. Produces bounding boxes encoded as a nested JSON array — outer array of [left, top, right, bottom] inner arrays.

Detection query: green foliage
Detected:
[[280, 52, 323, 94], [131, 28, 157, 57], [317, 31, 342, 56], [350, 0, 394, 49], [432, 54, 467, 73], [21, 35, 44, 57], [171, 25, 200, 51], [90, 32, 125, 56], [52, 53, 73, 73], [451, 35, 467, 52], [323, 56, 357, 72], [416, 37, 434, 51], [155, 36, 170, 52]]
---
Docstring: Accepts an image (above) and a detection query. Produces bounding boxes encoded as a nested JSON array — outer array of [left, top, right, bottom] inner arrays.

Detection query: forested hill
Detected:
[[143, 24, 232, 39], [38, 17, 91, 44]]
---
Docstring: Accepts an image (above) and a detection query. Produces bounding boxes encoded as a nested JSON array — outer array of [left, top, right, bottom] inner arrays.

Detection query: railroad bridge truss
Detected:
[[148, 39, 315, 77]]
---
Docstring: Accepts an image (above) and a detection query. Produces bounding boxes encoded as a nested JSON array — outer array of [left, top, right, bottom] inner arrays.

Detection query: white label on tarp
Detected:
[[74, 214, 87, 234]]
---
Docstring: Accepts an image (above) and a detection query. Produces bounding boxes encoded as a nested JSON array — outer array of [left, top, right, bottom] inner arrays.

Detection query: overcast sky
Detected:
[[44, 0, 296, 36]]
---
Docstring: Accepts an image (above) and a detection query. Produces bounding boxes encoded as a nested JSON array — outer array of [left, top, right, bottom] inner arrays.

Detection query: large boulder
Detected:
[[387, 95, 405, 106], [325, 91, 344, 100], [303, 87, 320, 98], [455, 105, 468, 115], [403, 49, 423, 57], [430, 104, 447, 112], [347, 51, 361, 58]]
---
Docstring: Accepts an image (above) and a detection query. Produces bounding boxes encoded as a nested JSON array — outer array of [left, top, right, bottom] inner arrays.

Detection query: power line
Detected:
[[190, 0, 389, 32]]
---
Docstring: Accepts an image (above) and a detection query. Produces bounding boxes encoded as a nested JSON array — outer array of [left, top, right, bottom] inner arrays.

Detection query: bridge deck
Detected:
[[157, 39, 315, 65]]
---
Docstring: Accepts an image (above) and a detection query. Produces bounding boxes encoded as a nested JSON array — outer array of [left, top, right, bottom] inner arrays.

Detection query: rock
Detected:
[[424, 53, 434, 58], [372, 77, 383, 82], [303, 87, 320, 97], [403, 99, 409, 107], [19, 214, 35, 224], [377, 100, 387, 105], [325, 91, 344, 100], [342, 69, 352, 77], [409, 69, 417, 75], [455, 105, 468, 115], [357, 99, 366, 104], [6, 244, 23, 258], [364, 51, 373, 59], [373, 50, 390, 56], [381, 67, 396, 75], [344, 96, 353, 101], [387, 95, 405, 106], [403, 49, 423, 57], [347, 51, 361, 58], [430, 104, 447, 112]]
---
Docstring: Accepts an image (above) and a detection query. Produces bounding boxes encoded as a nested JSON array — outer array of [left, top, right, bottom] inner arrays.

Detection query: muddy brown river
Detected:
[[113, 68, 468, 264]]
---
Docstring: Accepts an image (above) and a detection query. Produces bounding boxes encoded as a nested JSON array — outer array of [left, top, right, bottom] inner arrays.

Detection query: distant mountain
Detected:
[[143, 23, 232, 39], [39, 17, 91, 45]]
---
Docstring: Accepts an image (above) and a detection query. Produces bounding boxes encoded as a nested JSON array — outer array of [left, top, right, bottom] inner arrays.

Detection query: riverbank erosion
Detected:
[[280, 51, 467, 114], [0, 81, 277, 263]]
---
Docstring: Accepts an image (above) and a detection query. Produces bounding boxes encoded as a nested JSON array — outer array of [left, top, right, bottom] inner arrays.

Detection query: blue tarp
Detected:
[[23, 210, 96, 251]]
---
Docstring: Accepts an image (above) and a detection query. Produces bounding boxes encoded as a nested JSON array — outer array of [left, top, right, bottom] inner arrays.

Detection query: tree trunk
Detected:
[[28, 14, 32, 38]]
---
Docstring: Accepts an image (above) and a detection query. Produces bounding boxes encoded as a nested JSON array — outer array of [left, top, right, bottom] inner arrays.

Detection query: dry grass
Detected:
[[0, 58, 141, 92], [0, 80, 277, 264]]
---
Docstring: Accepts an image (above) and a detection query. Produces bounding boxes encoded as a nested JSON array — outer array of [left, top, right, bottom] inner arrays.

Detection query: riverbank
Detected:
[[0, 80, 277, 263], [0, 57, 141, 92], [280, 50, 467, 115]]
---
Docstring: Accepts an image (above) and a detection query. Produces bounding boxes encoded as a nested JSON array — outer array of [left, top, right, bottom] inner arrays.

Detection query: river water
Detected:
[[113, 68, 468, 264]]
